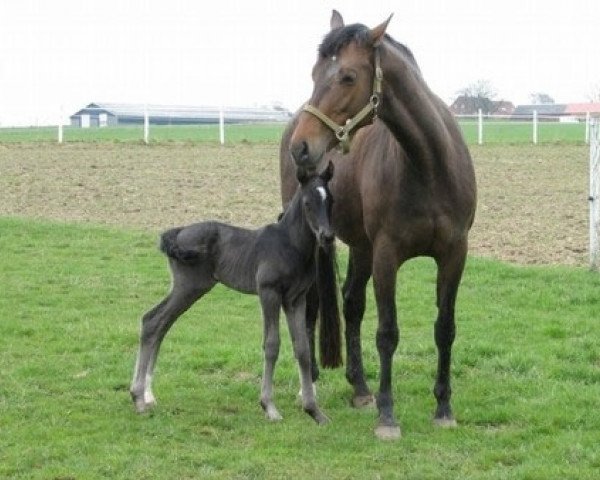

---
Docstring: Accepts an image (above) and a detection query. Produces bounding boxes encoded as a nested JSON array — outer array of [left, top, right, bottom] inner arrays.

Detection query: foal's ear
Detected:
[[296, 166, 309, 184], [370, 14, 393, 46], [330, 10, 344, 30], [321, 161, 334, 183]]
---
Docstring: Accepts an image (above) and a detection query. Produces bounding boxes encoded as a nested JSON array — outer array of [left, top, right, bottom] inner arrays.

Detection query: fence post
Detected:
[[590, 119, 600, 271], [478, 109, 483, 145], [58, 105, 64, 144], [532, 110, 538, 145], [585, 111, 591, 144], [143, 105, 149, 144], [219, 107, 225, 145]]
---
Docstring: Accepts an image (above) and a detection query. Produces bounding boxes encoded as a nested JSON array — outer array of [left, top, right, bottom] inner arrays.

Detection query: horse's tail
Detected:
[[159, 227, 201, 264], [317, 243, 343, 369]]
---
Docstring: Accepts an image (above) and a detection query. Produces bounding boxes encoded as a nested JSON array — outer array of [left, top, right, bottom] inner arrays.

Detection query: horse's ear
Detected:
[[370, 14, 393, 46], [321, 161, 334, 183], [330, 10, 344, 30]]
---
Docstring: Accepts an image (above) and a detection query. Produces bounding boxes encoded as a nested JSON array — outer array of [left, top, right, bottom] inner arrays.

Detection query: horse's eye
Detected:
[[339, 71, 357, 86]]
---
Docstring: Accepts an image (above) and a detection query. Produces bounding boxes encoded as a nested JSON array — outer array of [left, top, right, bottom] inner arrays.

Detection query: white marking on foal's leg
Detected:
[[143, 373, 156, 406], [297, 367, 316, 398]]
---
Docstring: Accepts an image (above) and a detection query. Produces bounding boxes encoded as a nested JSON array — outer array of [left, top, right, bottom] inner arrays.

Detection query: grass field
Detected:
[[1, 216, 599, 479], [0, 120, 590, 145], [0, 135, 597, 478]]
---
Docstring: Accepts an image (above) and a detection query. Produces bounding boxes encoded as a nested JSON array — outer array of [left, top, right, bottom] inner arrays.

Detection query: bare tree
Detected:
[[529, 92, 555, 105], [586, 83, 600, 103], [456, 79, 497, 100]]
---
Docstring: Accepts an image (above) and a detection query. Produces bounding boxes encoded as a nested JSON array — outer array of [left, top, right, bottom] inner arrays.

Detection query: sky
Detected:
[[1, 0, 599, 126]]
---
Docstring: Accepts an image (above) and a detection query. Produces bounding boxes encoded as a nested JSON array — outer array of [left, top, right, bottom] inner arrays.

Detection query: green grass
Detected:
[[0, 120, 588, 145], [2, 216, 600, 478], [0, 123, 287, 144], [459, 120, 587, 144]]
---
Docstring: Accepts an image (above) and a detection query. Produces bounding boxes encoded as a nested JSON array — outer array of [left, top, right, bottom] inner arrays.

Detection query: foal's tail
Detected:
[[317, 243, 343, 369], [159, 227, 200, 264]]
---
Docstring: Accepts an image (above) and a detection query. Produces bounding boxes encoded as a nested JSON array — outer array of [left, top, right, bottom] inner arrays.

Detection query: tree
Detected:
[[586, 83, 600, 103], [456, 79, 497, 100], [529, 92, 555, 105], [452, 80, 498, 115]]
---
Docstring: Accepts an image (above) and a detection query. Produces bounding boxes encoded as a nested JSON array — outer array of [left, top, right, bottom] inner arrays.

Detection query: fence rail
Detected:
[[0, 111, 596, 145], [456, 110, 595, 145]]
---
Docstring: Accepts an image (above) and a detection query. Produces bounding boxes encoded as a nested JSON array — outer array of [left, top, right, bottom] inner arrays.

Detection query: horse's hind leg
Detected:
[[342, 247, 374, 408], [432, 241, 467, 427], [130, 261, 214, 413], [284, 296, 329, 425]]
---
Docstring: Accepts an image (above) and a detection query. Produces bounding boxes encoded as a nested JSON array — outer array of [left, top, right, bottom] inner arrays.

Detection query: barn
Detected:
[[70, 102, 292, 127], [512, 103, 600, 121]]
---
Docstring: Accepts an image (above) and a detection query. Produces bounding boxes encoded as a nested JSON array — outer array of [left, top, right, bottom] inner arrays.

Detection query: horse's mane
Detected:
[[318, 23, 371, 58], [318, 24, 421, 74]]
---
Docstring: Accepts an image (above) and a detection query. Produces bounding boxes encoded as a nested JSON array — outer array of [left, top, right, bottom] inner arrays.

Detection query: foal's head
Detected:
[[297, 161, 335, 246], [290, 10, 391, 168]]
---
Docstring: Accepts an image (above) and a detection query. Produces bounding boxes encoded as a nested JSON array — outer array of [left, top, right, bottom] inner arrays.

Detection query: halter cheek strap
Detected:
[[302, 49, 383, 154]]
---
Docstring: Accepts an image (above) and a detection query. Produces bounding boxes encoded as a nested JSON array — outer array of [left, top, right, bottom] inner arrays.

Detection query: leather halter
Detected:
[[302, 48, 382, 154]]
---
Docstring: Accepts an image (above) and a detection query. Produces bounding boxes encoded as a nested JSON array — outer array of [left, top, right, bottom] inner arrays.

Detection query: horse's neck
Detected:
[[280, 192, 315, 257], [378, 42, 463, 168]]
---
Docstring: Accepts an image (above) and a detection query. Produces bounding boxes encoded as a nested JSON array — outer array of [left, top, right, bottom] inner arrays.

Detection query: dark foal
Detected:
[[281, 11, 477, 439], [130, 163, 338, 425]]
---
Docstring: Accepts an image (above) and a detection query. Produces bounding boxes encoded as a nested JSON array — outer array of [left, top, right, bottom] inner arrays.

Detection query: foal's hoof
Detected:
[[312, 411, 330, 426], [374, 424, 402, 440], [434, 416, 457, 428], [351, 394, 376, 409], [134, 399, 157, 414]]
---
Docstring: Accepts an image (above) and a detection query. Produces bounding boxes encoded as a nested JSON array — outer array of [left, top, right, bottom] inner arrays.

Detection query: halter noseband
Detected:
[[302, 48, 383, 154]]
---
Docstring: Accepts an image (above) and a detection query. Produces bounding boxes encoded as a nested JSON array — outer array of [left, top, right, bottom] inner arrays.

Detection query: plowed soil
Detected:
[[0, 142, 590, 266]]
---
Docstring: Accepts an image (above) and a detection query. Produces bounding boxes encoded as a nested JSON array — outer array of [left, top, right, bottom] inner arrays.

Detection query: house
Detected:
[[70, 102, 292, 128], [449, 95, 514, 115]]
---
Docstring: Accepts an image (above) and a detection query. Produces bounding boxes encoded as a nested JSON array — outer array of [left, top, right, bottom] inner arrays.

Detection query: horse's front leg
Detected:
[[285, 295, 329, 425], [432, 242, 467, 428], [372, 241, 401, 440], [258, 287, 283, 421], [343, 247, 375, 408]]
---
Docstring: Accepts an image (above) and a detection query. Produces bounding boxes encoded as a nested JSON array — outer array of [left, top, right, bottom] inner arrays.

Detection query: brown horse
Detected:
[[280, 10, 476, 439]]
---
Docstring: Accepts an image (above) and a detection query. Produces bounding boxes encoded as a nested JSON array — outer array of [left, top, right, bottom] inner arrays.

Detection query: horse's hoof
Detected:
[[374, 424, 402, 440], [351, 394, 376, 409], [434, 416, 457, 428]]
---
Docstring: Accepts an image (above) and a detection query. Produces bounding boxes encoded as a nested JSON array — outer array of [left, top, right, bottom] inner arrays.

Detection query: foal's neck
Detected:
[[279, 190, 316, 257]]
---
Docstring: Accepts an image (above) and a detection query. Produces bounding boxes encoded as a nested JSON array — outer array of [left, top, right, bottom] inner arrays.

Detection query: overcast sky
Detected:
[[1, 0, 599, 126]]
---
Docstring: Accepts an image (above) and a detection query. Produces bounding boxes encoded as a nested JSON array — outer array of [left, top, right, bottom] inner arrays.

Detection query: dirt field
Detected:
[[0, 142, 590, 266]]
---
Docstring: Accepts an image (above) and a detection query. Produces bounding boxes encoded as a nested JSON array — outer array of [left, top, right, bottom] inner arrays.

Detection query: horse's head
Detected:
[[290, 10, 392, 169], [297, 160, 335, 247]]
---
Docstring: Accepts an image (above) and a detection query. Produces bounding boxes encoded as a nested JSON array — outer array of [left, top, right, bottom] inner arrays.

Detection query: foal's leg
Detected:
[[342, 247, 374, 408], [258, 287, 283, 421], [130, 261, 214, 412], [432, 241, 467, 427], [372, 239, 401, 440], [284, 296, 329, 425], [297, 284, 319, 400]]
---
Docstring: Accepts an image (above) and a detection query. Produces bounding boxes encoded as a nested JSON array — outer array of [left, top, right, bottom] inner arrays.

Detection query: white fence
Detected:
[[456, 110, 595, 145], [590, 119, 600, 271]]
